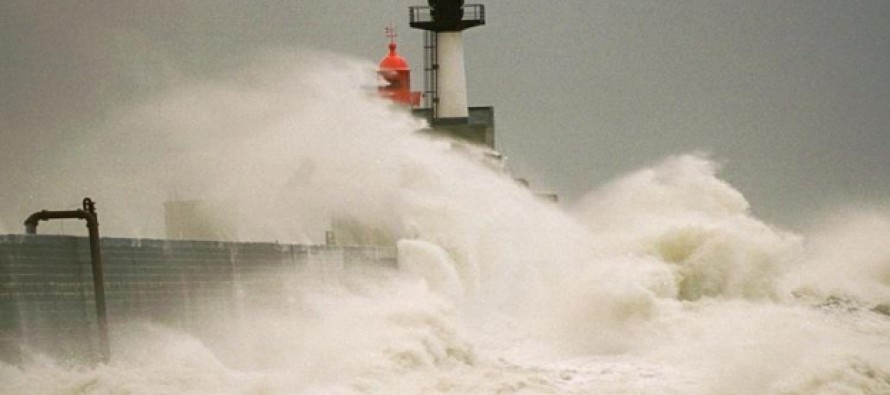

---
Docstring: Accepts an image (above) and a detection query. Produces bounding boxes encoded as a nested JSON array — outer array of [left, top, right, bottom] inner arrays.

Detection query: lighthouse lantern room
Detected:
[[378, 27, 422, 107]]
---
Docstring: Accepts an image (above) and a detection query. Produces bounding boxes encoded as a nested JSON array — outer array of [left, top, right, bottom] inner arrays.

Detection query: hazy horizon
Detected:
[[2, 0, 889, 232]]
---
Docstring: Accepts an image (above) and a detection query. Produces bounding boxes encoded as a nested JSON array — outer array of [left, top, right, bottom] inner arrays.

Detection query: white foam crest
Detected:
[[573, 154, 804, 301], [1, 327, 254, 395], [647, 300, 890, 395], [788, 208, 890, 306]]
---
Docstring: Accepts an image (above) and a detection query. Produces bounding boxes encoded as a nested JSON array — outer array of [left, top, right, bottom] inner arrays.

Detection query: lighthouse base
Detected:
[[413, 106, 495, 149]]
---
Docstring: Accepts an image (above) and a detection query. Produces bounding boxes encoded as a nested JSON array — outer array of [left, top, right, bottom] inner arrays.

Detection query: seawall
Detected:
[[0, 234, 397, 364]]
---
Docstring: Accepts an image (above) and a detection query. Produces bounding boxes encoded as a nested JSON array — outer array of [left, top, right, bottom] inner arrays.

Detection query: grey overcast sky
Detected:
[[1, 0, 889, 231]]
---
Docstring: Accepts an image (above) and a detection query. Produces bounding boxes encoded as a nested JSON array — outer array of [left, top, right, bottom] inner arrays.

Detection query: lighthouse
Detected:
[[409, 1, 495, 149], [378, 27, 421, 107]]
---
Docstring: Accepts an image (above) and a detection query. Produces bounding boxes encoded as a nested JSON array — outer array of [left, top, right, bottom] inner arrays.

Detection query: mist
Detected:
[[3, 52, 889, 394], [3, 0, 890, 230], [1, 2, 889, 394]]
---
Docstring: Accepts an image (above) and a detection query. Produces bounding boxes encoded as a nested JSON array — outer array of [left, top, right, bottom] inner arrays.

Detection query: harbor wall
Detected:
[[0, 234, 397, 364]]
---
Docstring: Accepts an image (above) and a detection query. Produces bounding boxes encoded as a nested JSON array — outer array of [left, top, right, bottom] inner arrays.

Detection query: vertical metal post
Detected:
[[83, 199, 109, 363]]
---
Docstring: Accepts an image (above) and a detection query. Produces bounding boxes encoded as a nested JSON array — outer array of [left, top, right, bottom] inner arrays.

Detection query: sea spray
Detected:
[[573, 155, 803, 301], [3, 50, 890, 394], [788, 209, 890, 307], [565, 156, 890, 394], [45, 50, 427, 241], [1, 262, 475, 395], [398, 239, 465, 301]]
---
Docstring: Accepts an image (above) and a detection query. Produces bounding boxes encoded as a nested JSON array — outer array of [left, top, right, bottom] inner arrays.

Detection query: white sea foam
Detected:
[[787, 209, 890, 307], [3, 50, 889, 394]]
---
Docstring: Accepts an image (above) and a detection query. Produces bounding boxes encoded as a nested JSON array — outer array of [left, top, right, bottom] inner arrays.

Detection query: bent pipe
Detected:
[[23, 198, 110, 364]]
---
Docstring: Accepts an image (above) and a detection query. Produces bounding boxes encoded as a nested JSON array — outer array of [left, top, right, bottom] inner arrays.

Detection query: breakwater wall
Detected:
[[0, 234, 396, 364]]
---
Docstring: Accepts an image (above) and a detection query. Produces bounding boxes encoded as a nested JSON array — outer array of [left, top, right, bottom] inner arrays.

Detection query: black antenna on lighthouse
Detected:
[[385, 25, 397, 43]]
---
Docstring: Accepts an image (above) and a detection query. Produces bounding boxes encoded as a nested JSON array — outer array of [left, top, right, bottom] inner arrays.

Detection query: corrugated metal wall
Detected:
[[0, 235, 396, 364]]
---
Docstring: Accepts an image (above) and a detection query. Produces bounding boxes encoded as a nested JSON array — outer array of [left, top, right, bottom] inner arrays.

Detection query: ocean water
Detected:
[[2, 51, 889, 395]]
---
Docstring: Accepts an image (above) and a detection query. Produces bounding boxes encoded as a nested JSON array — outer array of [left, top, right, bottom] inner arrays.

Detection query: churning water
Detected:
[[2, 51, 889, 394]]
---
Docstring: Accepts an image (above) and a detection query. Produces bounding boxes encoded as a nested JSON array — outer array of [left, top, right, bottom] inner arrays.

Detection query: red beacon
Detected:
[[378, 28, 421, 107]]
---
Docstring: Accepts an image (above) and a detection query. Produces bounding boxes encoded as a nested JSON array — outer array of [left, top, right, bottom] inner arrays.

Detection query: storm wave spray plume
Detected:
[[2, 50, 890, 394]]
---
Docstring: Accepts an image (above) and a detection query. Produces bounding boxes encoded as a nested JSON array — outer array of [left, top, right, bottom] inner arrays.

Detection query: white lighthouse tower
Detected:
[[410, 1, 494, 148]]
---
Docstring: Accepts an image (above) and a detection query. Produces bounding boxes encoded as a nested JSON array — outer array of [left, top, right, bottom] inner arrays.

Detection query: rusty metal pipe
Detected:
[[23, 198, 109, 363]]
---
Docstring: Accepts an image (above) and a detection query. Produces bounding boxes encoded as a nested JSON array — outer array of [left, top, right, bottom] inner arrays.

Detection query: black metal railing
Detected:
[[409, 4, 485, 31], [423, 30, 439, 115]]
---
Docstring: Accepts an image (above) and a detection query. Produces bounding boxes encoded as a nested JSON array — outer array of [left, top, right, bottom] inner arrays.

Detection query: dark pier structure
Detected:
[[0, 201, 396, 364]]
